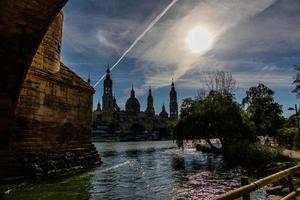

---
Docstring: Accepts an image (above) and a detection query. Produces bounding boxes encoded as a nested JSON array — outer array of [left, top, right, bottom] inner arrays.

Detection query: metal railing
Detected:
[[214, 165, 300, 200]]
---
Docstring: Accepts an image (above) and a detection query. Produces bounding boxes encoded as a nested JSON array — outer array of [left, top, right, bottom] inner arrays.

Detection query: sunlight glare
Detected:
[[186, 26, 213, 53]]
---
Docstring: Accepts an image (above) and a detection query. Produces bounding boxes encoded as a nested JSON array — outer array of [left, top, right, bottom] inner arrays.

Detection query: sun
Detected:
[[186, 26, 213, 53]]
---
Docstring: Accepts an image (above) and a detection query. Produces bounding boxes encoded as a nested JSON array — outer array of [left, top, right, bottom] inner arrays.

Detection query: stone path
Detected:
[[282, 148, 300, 159]]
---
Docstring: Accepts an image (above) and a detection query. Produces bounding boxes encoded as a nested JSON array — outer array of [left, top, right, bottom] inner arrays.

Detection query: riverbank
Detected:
[[92, 135, 172, 142], [193, 140, 298, 177]]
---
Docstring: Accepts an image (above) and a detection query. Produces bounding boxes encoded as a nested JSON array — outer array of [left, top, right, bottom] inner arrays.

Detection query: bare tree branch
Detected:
[[200, 71, 237, 95]]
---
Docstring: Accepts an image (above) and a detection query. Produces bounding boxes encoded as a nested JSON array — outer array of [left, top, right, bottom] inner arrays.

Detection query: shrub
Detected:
[[277, 127, 299, 148], [223, 141, 289, 169]]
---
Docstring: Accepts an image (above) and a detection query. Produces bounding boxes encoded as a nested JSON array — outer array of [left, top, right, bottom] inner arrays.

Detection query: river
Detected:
[[3, 141, 266, 199]]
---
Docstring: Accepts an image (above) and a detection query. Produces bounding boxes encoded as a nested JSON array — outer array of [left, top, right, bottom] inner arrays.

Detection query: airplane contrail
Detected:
[[93, 0, 179, 88]]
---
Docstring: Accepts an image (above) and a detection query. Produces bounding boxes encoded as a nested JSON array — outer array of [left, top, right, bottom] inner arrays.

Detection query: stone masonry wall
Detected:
[[0, 12, 100, 181], [0, 0, 68, 142]]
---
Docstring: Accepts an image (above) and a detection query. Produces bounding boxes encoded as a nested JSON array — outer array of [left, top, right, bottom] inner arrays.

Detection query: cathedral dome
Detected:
[[125, 87, 140, 113], [126, 98, 140, 113], [159, 104, 168, 118]]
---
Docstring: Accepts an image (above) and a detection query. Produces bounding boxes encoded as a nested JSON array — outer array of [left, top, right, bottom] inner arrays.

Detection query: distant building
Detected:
[[145, 87, 155, 117], [102, 65, 114, 120], [169, 80, 178, 120], [125, 85, 140, 114], [159, 104, 168, 119], [92, 67, 179, 133]]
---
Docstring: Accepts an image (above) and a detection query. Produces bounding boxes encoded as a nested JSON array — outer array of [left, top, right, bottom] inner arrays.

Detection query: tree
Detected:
[[179, 98, 195, 120], [278, 112, 300, 148], [242, 83, 284, 137], [242, 83, 274, 106], [200, 71, 237, 95], [285, 112, 300, 128], [195, 88, 207, 100], [174, 91, 255, 151]]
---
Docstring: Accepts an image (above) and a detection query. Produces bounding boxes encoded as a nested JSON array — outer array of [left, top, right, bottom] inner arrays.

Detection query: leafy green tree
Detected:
[[285, 113, 300, 128], [242, 83, 274, 105], [174, 92, 255, 150], [179, 98, 194, 119], [242, 83, 284, 137], [278, 112, 300, 148]]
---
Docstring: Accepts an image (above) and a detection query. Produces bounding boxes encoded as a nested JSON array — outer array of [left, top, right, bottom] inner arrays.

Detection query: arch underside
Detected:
[[0, 0, 68, 139], [0, 0, 101, 180]]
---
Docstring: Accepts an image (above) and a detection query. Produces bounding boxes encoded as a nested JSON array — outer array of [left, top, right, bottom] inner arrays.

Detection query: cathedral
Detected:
[[92, 66, 179, 133]]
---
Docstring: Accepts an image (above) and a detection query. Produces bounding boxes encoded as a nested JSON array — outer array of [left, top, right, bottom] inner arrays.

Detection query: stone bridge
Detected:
[[0, 0, 100, 181]]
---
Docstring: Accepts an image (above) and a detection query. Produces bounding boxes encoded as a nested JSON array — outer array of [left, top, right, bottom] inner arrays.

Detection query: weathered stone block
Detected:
[[0, 10, 100, 181]]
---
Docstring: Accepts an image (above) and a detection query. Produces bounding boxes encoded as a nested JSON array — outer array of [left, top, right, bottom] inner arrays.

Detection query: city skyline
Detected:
[[97, 65, 177, 116]]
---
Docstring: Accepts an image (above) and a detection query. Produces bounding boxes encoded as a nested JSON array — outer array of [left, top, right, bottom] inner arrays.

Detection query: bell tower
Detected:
[[102, 65, 114, 119], [169, 79, 178, 120], [145, 86, 155, 116]]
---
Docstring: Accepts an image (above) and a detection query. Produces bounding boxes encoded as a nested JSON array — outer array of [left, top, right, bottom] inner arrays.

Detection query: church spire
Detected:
[[169, 79, 178, 120], [96, 100, 101, 111], [106, 64, 110, 74], [87, 73, 91, 85], [102, 64, 113, 120], [105, 64, 111, 80], [131, 84, 135, 98], [159, 103, 168, 118], [145, 85, 155, 116]]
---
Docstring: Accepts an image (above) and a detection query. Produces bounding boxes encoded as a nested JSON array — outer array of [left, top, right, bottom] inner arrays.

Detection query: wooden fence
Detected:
[[214, 165, 300, 200]]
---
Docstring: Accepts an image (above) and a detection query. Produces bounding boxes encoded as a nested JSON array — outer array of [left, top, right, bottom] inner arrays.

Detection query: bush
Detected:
[[277, 127, 299, 148], [223, 141, 289, 169]]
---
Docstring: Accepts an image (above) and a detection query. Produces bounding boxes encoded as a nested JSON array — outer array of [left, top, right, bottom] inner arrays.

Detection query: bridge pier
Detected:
[[0, 1, 101, 181]]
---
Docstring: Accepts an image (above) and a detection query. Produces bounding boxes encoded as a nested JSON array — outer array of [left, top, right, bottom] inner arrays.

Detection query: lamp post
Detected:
[[288, 104, 300, 145]]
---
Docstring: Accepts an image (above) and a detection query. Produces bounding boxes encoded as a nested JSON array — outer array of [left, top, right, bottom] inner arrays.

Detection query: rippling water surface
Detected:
[[3, 141, 266, 200]]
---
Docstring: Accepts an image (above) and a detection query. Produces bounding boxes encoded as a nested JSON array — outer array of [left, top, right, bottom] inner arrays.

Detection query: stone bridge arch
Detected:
[[0, 0, 68, 142], [0, 1, 101, 180]]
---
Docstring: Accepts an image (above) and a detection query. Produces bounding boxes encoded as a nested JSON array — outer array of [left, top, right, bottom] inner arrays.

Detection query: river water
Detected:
[[3, 141, 266, 200]]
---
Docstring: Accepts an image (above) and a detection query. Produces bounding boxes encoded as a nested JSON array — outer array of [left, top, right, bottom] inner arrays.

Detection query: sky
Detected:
[[61, 0, 300, 117]]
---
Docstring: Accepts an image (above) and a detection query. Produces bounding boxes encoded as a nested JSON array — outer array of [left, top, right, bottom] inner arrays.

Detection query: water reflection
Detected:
[[2, 141, 266, 200], [3, 172, 93, 200]]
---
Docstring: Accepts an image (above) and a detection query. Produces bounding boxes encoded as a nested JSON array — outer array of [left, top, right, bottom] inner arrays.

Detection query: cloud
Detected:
[[210, 1, 300, 61], [175, 53, 294, 90], [62, 0, 300, 106], [177, 71, 293, 90], [96, 30, 118, 51], [125, 0, 278, 91], [62, 10, 147, 57], [234, 73, 293, 88]]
